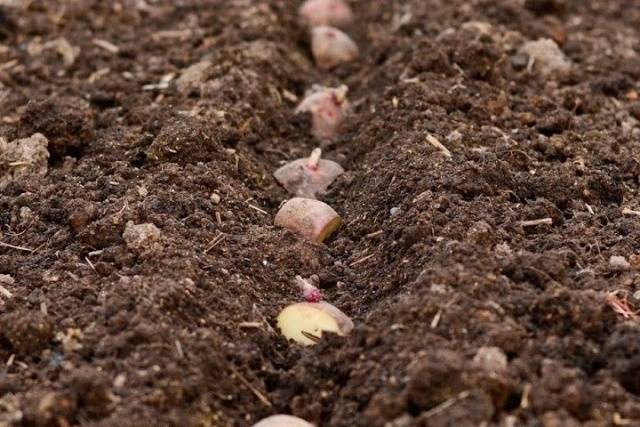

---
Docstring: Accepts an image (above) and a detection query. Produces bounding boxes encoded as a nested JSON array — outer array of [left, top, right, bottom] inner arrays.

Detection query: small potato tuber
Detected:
[[277, 301, 354, 345], [299, 0, 353, 29], [518, 38, 571, 76], [295, 85, 351, 140], [252, 415, 315, 427], [274, 148, 344, 198], [274, 197, 341, 243], [311, 26, 358, 69]]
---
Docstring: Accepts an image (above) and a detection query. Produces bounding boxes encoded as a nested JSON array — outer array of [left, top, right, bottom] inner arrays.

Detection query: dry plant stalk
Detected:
[[606, 291, 638, 321]]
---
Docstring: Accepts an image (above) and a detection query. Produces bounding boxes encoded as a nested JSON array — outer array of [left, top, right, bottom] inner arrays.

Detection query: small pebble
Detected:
[[510, 52, 529, 70], [0, 274, 15, 285], [460, 20, 493, 36], [430, 284, 447, 294], [210, 193, 221, 204], [122, 221, 161, 251], [446, 129, 463, 144], [0, 133, 49, 186], [609, 255, 631, 272], [472, 346, 508, 374], [390, 207, 401, 217], [176, 59, 212, 94]]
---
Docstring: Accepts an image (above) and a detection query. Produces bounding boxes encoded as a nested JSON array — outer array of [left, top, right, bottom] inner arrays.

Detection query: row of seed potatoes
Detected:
[[253, 1, 359, 426]]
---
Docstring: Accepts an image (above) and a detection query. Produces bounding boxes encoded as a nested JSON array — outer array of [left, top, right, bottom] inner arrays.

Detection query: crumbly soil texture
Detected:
[[1, 0, 640, 426]]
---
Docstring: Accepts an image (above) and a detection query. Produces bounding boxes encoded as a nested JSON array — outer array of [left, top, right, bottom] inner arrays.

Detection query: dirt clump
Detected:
[[146, 116, 228, 164], [0, 310, 53, 356], [0, 133, 48, 186], [20, 96, 95, 159]]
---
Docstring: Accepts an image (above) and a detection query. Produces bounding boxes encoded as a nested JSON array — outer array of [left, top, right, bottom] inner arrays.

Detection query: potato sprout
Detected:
[[295, 275, 322, 303]]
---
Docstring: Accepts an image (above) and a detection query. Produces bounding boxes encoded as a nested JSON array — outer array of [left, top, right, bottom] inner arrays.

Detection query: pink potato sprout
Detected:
[[295, 275, 322, 303]]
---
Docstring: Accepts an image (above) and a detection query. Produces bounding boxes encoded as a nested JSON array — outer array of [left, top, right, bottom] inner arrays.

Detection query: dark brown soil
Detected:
[[1, 0, 640, 426]]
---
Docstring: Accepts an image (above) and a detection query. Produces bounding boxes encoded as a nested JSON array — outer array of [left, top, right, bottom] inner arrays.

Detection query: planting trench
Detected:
[[2, 0, 640, 426]]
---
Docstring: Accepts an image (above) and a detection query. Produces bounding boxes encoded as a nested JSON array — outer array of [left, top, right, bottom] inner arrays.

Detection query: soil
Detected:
[[1, 0, 640, 426]]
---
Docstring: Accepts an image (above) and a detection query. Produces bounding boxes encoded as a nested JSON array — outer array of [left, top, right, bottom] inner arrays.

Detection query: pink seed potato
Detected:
[[311, 26, 358, 69], [295, 86, 351, 140], [274, 197, 341, 243], [299, 0, 353, 29], [273, 148, 344, 198]]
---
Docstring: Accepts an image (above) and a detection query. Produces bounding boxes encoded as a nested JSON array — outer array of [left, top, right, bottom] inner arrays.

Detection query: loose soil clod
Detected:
[[20, 96, 95, 159], [122, 221, 161, 251], [0, 133, 48, 186]]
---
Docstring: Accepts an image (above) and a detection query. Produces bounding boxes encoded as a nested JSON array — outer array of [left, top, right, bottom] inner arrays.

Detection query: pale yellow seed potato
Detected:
[[277, 301, 354, 345]]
